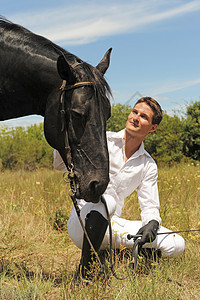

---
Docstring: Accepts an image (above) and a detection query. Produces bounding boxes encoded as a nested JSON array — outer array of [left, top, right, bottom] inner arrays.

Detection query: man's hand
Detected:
[[136, 220, 159, 246]]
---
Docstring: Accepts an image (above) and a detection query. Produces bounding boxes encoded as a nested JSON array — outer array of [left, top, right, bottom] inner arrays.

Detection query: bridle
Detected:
[[59, 80, 94, 171], [59, 80, 125, 280], [59, 80, 112, 277]]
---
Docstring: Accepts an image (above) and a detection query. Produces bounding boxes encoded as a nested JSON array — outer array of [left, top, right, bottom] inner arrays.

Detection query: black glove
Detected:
[[136, 220, 159, 246]]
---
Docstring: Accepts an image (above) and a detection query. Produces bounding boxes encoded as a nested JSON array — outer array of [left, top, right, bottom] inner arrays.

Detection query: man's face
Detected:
[[126, 102, 157, 138]]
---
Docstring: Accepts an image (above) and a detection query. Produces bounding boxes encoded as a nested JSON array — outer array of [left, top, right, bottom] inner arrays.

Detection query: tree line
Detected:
[[107, 101, 200, 165], [0, 101, 199, 170]]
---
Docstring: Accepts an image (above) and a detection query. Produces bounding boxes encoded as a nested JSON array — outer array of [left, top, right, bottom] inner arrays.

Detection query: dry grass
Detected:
[[0, 164, 199, 299]]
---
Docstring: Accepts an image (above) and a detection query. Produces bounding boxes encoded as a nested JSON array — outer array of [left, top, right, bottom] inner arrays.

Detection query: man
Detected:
[[54, 97, 185, 279]]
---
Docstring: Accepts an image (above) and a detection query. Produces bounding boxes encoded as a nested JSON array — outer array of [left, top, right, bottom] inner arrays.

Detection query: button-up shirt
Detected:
[[104, 129, 161, 225], [53, 129, 161, 225]]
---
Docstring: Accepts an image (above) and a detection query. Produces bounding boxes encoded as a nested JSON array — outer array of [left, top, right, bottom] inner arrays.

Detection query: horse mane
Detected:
[[0, 16, 70, 58], [0, 16, 112, 100]]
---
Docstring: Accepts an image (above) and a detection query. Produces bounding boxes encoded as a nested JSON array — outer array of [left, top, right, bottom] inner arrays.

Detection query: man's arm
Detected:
[[136, 160, 161, 246], [137, 161, 161, 226]]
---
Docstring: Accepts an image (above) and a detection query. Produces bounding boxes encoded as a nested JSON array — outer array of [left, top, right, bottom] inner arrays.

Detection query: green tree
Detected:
[[106, 104, 132, 132], [144, 113, 184, 165], [0, 124, 53, 170], [182, 101, 200, 160]]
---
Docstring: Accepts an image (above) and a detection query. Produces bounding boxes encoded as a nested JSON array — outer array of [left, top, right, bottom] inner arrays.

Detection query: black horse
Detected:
[[0, 18, 112, 203]]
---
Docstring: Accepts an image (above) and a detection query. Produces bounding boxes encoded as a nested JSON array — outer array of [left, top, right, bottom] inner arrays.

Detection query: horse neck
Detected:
[[0, 49, 61, 121]]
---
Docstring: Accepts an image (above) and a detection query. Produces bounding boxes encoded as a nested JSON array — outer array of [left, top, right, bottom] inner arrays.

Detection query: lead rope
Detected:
[[59, 81, 160, 279], [60, 81, 105, 278], [65, 168, 126, 280], [63, 171, 105, 277], [127, 229, 200, 271], [67, 176, 126, 280], [101, 196, 127, 280]]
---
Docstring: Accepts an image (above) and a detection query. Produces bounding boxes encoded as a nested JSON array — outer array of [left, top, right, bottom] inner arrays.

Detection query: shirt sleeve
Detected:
[[53, 150, 67, 172], [137, 161, 161, 226]]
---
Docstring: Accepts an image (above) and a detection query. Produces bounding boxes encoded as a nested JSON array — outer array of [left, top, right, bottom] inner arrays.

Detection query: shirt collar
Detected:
[[106, 129, 125, 139], [107, 129, 151, 159]]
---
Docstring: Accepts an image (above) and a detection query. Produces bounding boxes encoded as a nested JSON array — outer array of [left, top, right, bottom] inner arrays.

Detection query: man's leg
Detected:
[[67, 196, 116, 279], [100, 216, 185, 258]]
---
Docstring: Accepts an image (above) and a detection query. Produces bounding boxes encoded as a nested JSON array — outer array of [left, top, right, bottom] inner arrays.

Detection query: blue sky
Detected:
[[1, 0, 200, 127]]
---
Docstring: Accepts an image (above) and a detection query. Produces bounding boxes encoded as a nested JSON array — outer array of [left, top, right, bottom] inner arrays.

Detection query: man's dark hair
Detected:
[[135, 97, 163, 125]]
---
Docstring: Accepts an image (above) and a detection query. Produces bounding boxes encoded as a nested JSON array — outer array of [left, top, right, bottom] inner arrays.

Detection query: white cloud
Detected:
[[149, 77, 200, 96], [8, 0, 200, 45]]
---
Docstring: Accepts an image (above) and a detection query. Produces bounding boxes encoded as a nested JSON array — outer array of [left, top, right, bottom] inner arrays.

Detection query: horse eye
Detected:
[[71, 110, 82, 119]]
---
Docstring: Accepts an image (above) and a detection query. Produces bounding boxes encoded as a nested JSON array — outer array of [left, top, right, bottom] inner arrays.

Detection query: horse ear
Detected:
[[96, 48, 112, 75], [57, 55, 76, 84]]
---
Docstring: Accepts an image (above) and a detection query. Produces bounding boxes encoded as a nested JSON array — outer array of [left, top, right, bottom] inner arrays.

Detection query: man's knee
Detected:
[[172, 234, 185, 257], [161, 234, 185, 257], [102, 194, 117, 217]]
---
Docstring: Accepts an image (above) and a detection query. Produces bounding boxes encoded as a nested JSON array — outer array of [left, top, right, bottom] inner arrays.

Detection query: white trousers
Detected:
[[67, 198, 185, 258]]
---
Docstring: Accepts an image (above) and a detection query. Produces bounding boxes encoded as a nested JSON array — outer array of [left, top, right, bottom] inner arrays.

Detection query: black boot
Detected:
[[80, 210, 108, 280]]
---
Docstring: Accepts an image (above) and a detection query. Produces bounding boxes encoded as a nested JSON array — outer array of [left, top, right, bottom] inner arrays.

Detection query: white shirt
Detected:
[[105, 129, 161, 225], [53, 129, 161, 225]]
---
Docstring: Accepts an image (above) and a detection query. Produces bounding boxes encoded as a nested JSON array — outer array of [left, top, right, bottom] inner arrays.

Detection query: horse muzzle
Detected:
[[76, 175, 109, 203]]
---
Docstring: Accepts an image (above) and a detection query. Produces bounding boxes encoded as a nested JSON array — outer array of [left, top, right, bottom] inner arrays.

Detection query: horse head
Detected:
[[44, 49, 112, 203]]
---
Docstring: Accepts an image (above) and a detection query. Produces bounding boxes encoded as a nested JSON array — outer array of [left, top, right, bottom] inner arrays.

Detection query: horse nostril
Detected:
[[89, 180, 100, 192], [87, 178, 108, 203]]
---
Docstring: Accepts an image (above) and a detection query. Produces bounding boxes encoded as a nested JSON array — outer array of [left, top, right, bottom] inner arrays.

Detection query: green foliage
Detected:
[[106, 103, 132, 132], [182, 101, 200, 160], [144, 112, 184, 165], [0, 100, 200, 170], [53, 207, 69, 231], [107, 101, 200, 164], [0, 123, 53, 170]]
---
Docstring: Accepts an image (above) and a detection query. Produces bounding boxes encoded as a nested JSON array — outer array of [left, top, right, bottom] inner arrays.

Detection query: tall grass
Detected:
[[0, 163, 199, 299]]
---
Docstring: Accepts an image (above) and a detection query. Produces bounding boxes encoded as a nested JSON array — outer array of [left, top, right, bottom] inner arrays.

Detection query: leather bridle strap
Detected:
[[63, 81, 94, 92], [59, 80, 94, 170]]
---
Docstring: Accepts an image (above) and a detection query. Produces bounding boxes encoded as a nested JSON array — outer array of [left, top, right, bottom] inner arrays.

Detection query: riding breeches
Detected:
[[67, 199, 185, 258]]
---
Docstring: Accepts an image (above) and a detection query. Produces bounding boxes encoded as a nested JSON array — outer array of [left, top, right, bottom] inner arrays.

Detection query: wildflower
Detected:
[[120, 232, 129, 236]]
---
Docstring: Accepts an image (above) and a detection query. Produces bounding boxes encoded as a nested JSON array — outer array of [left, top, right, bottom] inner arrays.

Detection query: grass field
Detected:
[[0, 163, 199, 299]]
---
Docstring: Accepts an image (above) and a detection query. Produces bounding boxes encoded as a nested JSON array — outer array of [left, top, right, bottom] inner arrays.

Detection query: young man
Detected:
[[54, 97, 185, 278]]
